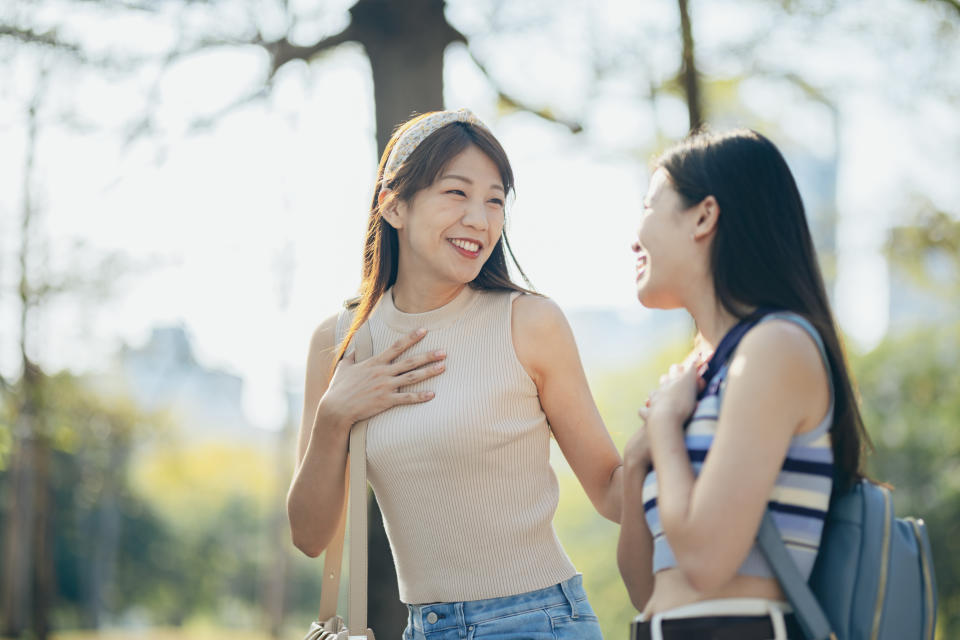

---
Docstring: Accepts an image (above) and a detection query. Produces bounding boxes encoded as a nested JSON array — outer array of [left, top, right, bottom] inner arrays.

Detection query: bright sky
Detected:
[[1, 0, 957, 429]]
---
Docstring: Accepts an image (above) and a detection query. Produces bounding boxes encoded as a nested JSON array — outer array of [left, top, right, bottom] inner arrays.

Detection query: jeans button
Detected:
[[426, 612, 438, 624]]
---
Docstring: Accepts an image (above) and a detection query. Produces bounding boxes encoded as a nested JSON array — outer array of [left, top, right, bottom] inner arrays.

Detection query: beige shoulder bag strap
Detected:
[[316, 309, 374, 639]]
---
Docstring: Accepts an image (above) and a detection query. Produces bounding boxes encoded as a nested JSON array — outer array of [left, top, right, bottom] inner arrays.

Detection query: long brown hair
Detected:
[[657, 129, 871, 491], [335, 112, 534, 364]]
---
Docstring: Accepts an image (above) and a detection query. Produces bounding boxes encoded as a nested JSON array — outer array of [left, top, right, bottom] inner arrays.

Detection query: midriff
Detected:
[[643, 568, 786, 617]]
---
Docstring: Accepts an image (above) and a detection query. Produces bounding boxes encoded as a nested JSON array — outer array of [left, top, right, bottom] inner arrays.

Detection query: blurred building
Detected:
[[786, 149, 838, 280], [566, 307, 691, 375], [104, 325, 269, 444]]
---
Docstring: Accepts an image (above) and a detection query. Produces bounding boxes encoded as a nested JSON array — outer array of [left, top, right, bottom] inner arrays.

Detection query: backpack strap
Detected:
[[757, 514, 836, 640], [697, 308, 770, 399]]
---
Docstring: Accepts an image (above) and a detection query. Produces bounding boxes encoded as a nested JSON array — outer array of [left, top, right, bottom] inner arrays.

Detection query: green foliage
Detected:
[[128, 442, 279, 535], [0, 371, 165, 630], [554, 473, 632, 639], [885, 205, 960, 297], [0, 372, 328, 635], [0, 413, 11, 471], [554, 337, 691, 638], [102, 438, 325, 630]]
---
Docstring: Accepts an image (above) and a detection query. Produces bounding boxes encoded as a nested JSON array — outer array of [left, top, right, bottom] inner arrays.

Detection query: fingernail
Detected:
[[434, 362, 445, 370], [434, 350, 446, 357], [416, 328, 427, 336], [425, 391, 435, 398]]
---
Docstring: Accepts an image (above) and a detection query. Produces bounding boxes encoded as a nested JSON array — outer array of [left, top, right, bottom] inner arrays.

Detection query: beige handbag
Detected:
[[302, 314, 376, 640]]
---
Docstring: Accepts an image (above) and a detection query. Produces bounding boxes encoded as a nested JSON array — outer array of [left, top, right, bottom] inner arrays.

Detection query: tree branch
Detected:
[[262, 24, 359, 78], [931, 0, 960, 17], [187, 84, 272, 132], [0, 25, 82, 55], [465, 47, 583, 133]]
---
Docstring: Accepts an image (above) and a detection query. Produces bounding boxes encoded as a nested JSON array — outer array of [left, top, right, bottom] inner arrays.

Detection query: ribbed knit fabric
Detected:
[[354, 286, 577, 604]]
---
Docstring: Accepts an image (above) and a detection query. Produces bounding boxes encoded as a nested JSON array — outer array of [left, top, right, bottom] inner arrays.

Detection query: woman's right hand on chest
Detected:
[[316, 328, 447, 430]]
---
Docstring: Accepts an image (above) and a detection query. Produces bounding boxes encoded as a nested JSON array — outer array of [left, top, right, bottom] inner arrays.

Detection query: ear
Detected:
[[378, 188, 405, 230], [692, 195, 720, 241]]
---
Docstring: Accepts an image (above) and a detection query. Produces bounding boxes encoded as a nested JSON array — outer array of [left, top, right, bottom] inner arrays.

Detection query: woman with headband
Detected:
[[287, 109, 621, 639]]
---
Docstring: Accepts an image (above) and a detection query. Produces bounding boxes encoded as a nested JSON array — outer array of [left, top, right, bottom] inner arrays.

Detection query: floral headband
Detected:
[[383, 108, 487, 183]]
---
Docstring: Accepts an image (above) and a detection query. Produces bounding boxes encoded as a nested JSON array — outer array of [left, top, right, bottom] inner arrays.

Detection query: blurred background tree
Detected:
[[1, 0, 958, 639], [0, 71, 137, 639]]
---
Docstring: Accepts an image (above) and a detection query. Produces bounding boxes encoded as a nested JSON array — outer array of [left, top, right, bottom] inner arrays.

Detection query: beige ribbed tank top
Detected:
[[339, 285, 576, 604]]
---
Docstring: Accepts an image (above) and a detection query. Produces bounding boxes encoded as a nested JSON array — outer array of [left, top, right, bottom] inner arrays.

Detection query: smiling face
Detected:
[[387, 144, 507, 289], [633, 168, 699, 309]]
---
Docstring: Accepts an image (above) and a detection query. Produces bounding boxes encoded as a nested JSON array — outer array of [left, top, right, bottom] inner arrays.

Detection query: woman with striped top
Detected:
[[617, 129, 871, 639]]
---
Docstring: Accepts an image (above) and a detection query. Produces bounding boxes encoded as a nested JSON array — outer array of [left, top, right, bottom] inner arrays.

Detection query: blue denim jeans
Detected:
[[402, 574, 602, 640]]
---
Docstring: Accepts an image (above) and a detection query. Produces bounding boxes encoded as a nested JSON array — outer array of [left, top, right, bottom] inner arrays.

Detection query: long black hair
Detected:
[[656, 128, 869, 490]]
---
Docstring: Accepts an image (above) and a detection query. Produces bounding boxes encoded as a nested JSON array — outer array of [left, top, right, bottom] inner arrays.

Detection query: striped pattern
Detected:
[[643, 312, 835, 579], [357, 287, 576, 604]]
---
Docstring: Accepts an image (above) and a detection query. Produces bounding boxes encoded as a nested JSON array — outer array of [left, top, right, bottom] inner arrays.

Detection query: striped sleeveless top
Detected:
[[642, 311, 835, 579]]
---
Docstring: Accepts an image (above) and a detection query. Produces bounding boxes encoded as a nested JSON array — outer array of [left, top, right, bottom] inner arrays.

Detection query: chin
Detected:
[[460, 263, 488, 284], [449, 269, 482, 286], [636, 287, 674, 310], [635, 284, 653, 307]]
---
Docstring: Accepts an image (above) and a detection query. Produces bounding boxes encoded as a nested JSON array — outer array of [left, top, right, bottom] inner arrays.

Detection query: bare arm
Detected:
[[286, 314, 447, 557], [618, 424, 655, 609], [645, 320, 830, 591], [512, 294, 623, 522]]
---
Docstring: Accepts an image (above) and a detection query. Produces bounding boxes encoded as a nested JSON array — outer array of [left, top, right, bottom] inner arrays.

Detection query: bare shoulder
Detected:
[[511, 293, 570, 342], [511, 293, 579, 382], [730, 318, 829, 405], [739, 318, 825, 368], [307, 311, 343, 376]]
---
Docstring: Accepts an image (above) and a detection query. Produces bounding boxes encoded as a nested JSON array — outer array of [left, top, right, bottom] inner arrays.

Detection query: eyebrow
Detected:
[[440, 174, 505, 193]]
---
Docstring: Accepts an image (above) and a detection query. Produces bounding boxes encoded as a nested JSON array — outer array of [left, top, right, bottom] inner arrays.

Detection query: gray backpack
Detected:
[[758, 474, 937, 639]]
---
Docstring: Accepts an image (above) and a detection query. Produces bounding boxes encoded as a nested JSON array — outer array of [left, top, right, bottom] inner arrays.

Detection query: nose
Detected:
[[461, 199, 489, 231]]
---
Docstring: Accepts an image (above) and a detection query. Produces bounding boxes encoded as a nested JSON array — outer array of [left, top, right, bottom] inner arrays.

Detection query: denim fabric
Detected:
[[402, 574, 602, 640]]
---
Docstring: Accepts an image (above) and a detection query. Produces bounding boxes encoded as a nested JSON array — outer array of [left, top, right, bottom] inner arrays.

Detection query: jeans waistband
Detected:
[[406, 574, 586, 632]]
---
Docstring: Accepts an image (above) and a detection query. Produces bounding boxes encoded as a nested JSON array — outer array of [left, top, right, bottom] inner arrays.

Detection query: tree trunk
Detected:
[[351, 0, 463, 152], [1, 428, 36, 637], [677, 0, 703, 132], [1, 85, 44, 640], [31, 435, 54, 640]]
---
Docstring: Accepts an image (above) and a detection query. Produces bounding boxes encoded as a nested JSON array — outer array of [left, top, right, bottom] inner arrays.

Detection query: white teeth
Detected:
[[450, 239, 480, 253]]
